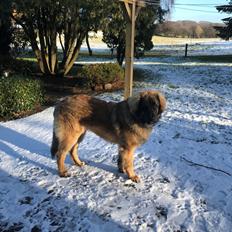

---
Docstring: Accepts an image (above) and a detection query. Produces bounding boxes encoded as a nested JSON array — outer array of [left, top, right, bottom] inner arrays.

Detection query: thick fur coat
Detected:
[[51, 90, 166, 182]]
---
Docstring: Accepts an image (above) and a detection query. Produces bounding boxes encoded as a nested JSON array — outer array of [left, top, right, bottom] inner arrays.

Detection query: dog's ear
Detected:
[[127, 95, 140, 114], [137, 95, 153, 124], [127, 94, 152, 124]]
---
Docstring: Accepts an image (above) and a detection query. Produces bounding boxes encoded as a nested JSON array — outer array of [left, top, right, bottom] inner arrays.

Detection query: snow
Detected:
[[150, 41, 232, 56], [1, 55, 232, 231], [80, 39, 232, 57]]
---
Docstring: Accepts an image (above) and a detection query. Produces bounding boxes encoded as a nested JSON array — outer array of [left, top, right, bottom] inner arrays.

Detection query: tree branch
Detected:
[[59, 33, 65, 53], [181, 156, 232, 176]]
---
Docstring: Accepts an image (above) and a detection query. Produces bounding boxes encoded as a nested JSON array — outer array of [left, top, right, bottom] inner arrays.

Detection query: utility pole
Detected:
[[120, 0, 145, 99]]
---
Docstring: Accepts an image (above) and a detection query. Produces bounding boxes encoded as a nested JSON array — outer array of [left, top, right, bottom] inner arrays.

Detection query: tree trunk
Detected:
[[117, 45, 125, 66], [0, 8, 12, 68], [11, 6, 86, 77], [0, 23, 11, 57], [63, 37, 84, 76], [86, 32, 93, 56], [60, 25, 86, 76], [39, 8, 59, 76]]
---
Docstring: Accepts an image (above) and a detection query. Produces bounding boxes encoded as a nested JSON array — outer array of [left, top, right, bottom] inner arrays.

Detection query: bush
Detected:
[[78, 63, 124, 89], [11, 59, 38, 75], [0, 58, 38, 76], [0, 75, 44, 119]]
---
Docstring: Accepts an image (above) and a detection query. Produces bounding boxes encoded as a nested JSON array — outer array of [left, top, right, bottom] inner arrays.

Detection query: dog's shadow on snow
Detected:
[[86, 159, 117, 172], [81, 158, 129, 181], [0, 125, 120, 177], [0, 125, 56, 174], [0, 168, 128, 231]]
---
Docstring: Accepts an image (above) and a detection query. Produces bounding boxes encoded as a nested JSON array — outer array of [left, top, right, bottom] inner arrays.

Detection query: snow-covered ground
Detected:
[[80, 39, 232, 57], [151, 41, 232, 56], [1, 57, 232, 231]]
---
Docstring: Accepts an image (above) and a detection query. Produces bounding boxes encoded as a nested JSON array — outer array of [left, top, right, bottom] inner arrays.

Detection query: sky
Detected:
[[167, 0, 230, 23]]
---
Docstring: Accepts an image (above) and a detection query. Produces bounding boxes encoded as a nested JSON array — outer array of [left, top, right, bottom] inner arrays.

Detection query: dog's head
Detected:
[[128, 90, 166, 125]]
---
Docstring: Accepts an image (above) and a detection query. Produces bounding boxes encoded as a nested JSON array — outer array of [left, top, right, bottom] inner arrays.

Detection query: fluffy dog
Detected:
[[51, 90, 166, 182]]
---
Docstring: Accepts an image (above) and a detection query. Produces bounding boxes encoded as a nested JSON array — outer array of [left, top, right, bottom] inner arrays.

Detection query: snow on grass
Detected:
[[150, 42, 232, 56], [1, 56, 232, 231], [80, 37, 232, 57]]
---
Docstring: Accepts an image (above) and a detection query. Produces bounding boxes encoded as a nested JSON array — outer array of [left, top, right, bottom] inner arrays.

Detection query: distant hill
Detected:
[[155, 21, 224, 38]]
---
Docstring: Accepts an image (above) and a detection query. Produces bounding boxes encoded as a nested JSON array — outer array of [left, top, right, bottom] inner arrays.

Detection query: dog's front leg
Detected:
[[118, 146, 140, 183]]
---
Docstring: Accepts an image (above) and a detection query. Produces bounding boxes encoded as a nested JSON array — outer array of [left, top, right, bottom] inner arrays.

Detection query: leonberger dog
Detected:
[[51, 90, 166, 182]]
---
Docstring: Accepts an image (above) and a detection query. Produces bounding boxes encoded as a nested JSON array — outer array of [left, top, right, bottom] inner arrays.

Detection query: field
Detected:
[[80, 33, 232, 59], [87, 32, 223, 45], [19, 34, 232, 63], [1, 39, 232, 232], [152, 35, 223, 45]]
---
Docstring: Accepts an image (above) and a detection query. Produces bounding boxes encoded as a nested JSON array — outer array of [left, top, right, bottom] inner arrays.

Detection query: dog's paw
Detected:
[[59, 170, 71, 178], [74, 160, 85, 167], [130, 175, 141, 183], [118, 166, 126, 173], [78, 161, 85, 167]]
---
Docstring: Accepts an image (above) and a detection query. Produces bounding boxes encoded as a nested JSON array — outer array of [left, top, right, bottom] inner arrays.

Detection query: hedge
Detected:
[[0, 75, 44, 119], [78, 63, 124, 89]]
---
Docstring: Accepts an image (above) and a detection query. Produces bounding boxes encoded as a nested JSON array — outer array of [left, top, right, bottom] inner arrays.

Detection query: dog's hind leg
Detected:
[[70, 143, 85, 167], [70, 130, 86, 167], [57, 137, 77, 177], [57, 149, 70, 177], [118, 146, 140, 183]]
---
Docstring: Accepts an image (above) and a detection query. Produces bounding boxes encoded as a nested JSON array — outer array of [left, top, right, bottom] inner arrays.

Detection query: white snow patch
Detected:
[[1, 56, 232, 231]]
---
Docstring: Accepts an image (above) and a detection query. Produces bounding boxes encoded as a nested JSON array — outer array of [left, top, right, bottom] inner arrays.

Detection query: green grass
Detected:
[[18, 50, 114, 60], [17, 57, 37, 62], [17, 52, 232, 67], [191, 55, 232, 63]]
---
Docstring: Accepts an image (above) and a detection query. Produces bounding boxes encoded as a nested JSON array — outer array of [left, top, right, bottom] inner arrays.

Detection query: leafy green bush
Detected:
[[78, 63, 124, 89], [0, 75, 44, 119], [0, 58, 38, 76], [12, 59, 38, 75]]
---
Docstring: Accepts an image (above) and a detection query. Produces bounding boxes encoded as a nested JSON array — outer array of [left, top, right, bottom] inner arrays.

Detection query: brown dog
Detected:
[[51, 90, 166, 182]]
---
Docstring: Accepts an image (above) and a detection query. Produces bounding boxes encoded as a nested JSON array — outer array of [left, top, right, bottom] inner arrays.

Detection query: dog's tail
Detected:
[[51, 131, 59, 159], [51, 107, 60, 159]]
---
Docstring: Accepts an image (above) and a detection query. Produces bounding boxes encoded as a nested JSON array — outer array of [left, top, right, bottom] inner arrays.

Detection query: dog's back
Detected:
[[51, 95, 117, 158]]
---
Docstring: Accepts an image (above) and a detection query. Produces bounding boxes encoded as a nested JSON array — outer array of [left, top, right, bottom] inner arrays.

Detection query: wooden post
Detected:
[[120, 0, 145, 99], [124, 1, 135, 99], [185, 43, 188, 57]]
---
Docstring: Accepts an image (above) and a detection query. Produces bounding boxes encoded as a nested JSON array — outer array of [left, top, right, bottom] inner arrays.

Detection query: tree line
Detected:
[[215, 3, 232, 40], [155, 20, 223, 38]]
